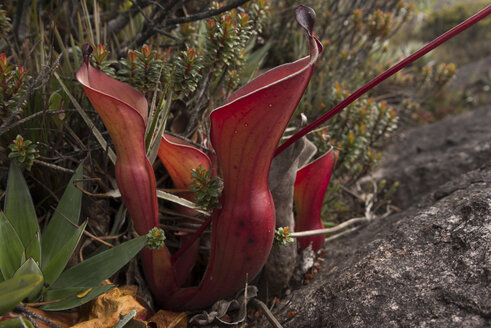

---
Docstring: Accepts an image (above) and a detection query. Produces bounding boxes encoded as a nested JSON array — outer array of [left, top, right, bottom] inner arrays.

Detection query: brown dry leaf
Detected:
[[72, 284, 147, 328], [148, 310, 187, 328], [26, 307, 79, 328]]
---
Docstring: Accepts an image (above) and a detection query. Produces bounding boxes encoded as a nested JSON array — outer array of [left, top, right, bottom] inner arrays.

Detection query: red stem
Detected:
[[275, 4, 491, 157]]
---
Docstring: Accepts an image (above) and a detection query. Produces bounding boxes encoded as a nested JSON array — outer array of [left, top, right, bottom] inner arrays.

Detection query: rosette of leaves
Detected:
[[189, 164, 223, 211], [306, 83, 398, 223], [119, 45, 166, 94], [168, 0, 270, 101], [388, 62, 457, 124], [274, 227, 293, 246], [90, 44, 117, 77], [312, 83, 398, 181], [172, 47, 204, 95], [8, 135, 39, 171], [0, 54, 28, 122], [0, 163, 147, 316], [203, 1, 268, 90]]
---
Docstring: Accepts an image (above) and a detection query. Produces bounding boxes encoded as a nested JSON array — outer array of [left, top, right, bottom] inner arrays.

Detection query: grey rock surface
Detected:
[[372, 105, 491, 209], [273, 108, 491, 327]]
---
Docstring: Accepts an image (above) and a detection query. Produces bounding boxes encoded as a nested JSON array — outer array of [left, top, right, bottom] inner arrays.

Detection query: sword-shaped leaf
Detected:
[[0, 274, 43, 315], [51, 236, 146, 289], [40, 285, 115, 311], [13, 258, 44, 301], [4, 163, 40, 263], [0, 211, 25, 280], [41, 164, 84, 281]]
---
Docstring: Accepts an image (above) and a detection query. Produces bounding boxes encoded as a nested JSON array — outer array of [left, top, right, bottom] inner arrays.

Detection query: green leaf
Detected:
[[48, 92, 63, 110], [13, 258, 44, 301], [42, 165, 83, 272], [40, 285, 114, 311], [0, 317, 35, 328], [242, 40, 272, 82], [42, 221, 87, 286], [0, 211, 25, 280], [0, 274, 43, 315], [4, 163, 40, 263], [51, 236, 146, 289]]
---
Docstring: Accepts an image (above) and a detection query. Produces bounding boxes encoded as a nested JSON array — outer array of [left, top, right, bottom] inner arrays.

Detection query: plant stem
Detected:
[[251, 298, 284, 328], [290, 217, 368, 238], [275, 4, 491, 157]]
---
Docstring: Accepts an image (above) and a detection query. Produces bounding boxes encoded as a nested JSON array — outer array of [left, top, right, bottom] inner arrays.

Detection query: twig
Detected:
[[27, 174, 60, 202], [159, 188, 191, 194], [0, 54, 63, 137], [72, 178, 116, 198], [14, 305, 64, 328], [186, 71, 212, 135], [161, 224, 198, 233], [251, 299, 283, 328], [324, 225, 361, 243], [164, 0, 249, 26], [134, 0, 248, 46], [54, 72, 117, 165], [50, 206, 114, 248], [33, 160, 75, 174], [129, 0, 152, 23], [0, 109, 77, 135], [290, 217, 369, 238], [160, 208, 206, 222], [171, 214, 213, 263], [166, 131, 215, 155]]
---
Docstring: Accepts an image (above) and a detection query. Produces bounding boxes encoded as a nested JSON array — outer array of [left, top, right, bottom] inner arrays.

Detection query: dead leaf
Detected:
[[72, 285, 147, 328], [148, 310, 187, 328]]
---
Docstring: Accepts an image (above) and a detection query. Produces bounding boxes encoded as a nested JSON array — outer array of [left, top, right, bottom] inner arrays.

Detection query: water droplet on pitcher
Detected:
[[268, 104, 273, 108], [234, 130, 238, 134], [244, 123, 248, 127]]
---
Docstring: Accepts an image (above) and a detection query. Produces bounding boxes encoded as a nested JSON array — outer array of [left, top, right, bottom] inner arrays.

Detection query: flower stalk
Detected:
[[275, 4, 491, 156]]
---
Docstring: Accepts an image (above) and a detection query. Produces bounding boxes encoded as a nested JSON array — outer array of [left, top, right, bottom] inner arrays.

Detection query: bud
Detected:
[[141, 45, 151, 58], [127, 50, 137, 63], [0, 53, 7, 69], [146, 227, 166, 250]]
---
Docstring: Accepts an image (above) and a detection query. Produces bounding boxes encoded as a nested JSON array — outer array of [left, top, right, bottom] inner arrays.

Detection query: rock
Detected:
[[371, 105, 491, 209], [273, 108, 491, 327]]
